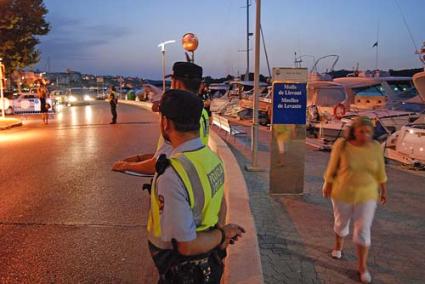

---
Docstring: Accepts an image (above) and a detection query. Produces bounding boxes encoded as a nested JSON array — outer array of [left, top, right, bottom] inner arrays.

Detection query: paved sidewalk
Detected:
[[0, 118, 22, 130], [216, 126, 425, 284]]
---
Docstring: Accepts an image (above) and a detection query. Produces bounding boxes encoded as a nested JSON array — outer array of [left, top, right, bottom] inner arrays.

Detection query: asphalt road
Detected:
[[0, 102, 159, 283]]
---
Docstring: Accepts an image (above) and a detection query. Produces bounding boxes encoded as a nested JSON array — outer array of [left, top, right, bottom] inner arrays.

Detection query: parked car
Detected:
[[1, 93, 54, 114]]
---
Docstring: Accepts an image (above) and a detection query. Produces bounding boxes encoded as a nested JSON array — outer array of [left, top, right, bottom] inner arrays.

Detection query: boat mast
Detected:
[[245, 0, 251, 81], [260, 24, 271, 78], [375, 20, 380, 71]]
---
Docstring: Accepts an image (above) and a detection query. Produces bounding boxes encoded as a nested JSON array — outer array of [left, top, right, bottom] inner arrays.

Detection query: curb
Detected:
[[117, 99, 153, 111], [120, 100, 264, 283], [209, 131, 264, 284], [0, 119, 23, 130]]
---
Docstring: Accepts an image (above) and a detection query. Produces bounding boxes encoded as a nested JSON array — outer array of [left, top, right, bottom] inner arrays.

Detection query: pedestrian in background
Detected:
[[323, 116, 388, 283], [200, 82, 212, 116], [36, 80, 49, 125], [108, 85, 118, 124]]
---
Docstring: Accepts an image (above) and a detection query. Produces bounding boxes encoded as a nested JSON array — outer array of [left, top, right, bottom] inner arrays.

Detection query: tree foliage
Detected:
[[0, 0, 49, 75]]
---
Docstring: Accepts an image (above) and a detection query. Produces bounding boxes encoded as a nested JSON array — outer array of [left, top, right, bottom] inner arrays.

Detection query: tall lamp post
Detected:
[[246, 0, 262, 171], [182, 33, 199, 63], [158, 40, 176, 92]]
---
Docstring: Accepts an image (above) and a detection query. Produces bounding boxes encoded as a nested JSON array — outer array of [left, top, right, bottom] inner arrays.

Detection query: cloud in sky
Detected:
[[35, 0, 425, 79], [38, 13, 134, 73]]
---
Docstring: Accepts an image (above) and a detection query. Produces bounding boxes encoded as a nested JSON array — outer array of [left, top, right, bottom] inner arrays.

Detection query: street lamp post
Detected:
[[182, 33, 199, 63], [246, 0, 263, 171], [158, 40, 176, 92]]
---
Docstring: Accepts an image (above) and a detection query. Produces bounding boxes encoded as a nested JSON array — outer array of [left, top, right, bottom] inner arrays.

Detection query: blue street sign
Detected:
[[272, 82, 307, 124]]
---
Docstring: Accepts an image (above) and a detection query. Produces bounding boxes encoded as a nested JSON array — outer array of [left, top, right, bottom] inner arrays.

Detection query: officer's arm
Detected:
[[124, 157, 156, 175], [177, 223, 246, 256], [176, 230, 222, 256], [112, 156, 156, 174], [159, 171, 244, 256], [123, 153, 154, 163], [158, 171, 223, 256], [177, 199, 227, 255]]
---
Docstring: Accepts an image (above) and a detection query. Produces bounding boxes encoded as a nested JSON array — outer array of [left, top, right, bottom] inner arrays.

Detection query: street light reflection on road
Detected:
[[56, 110, 63, 123], [70, 106, 78, 126], [0, 131, 43, 143], [84, 105, 93, 123]]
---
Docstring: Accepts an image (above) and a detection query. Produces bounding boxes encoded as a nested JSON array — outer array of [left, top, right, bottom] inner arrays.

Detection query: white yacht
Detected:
[[335, 70, 418, 110], [383, 42, 425, 168], [208, 83, 229, 99], [209, 80, 268, 118], [385, 115, 425, 168]]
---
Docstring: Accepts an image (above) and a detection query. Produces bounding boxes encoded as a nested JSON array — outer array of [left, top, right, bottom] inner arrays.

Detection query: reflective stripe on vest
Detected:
[[174, 154, 205, 225], [147, 146, 224, 239]]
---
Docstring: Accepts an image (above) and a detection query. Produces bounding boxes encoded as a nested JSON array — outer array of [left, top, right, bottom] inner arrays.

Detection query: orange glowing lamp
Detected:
[[182, 33, 199, 52]]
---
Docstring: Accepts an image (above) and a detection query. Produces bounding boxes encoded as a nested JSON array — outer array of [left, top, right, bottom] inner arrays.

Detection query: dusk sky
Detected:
[[36, 0, 425, 79]]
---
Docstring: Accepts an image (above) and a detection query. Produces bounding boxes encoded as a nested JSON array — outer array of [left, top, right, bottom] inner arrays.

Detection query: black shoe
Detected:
[[110, 122, 116, 124]]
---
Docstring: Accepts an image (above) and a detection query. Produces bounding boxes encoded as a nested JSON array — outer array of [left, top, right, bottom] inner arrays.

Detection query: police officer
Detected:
[[108, 85, 118, 124], [148, 89, 245, 283], [112, 62, 209, 174], [161, 61, 209, 146]]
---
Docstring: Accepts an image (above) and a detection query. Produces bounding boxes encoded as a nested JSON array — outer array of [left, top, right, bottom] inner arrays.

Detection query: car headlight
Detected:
[[84, 95, 93, 101], [69, 96, 77, 102]]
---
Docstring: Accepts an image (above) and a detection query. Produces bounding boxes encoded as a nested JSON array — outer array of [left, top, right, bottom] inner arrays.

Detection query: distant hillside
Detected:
[[328, 68, 423, 78], [389, 68, 423, 77], [328, 70, 353, 78]]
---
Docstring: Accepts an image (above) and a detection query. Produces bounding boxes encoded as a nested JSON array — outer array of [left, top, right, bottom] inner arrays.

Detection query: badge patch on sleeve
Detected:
[[207, 164, 224, 196], [158, 195, 165, 214]]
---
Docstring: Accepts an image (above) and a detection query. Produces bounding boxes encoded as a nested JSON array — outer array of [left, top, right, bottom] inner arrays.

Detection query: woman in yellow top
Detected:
[[323, 116, 388, 284]]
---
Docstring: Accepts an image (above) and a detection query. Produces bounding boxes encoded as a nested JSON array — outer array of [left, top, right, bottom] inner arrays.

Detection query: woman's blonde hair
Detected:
[[346, 116, 374, 141]]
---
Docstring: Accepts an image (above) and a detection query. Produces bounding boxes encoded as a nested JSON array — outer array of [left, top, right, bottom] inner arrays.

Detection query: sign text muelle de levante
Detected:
[[272, 83, 307, 124]]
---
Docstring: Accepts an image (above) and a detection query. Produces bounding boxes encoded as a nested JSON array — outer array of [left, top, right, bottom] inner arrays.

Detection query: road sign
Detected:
[[272, 82, 307, 124], [272, 67, 308, 83]]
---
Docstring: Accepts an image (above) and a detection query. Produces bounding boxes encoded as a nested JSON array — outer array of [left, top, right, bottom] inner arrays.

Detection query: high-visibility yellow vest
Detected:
[[156, 108, 209, 151], [199, 108, 210, 146], [147, 146, 225, 238]]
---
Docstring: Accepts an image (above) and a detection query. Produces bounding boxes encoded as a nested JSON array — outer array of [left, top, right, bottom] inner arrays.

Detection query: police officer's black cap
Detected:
[[159, 89, 203, 131], [165, 62, 203, 80]]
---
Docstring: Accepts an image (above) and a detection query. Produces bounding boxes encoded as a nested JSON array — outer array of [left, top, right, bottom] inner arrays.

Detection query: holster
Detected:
[[149, 242, 225, 284]]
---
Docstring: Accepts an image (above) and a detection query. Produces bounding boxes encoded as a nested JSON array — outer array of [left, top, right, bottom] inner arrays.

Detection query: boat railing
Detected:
[[311, 55, 340, 74]]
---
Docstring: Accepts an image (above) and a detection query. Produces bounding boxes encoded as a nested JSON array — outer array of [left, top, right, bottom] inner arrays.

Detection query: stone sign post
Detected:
[[270, 68, 308, 194]]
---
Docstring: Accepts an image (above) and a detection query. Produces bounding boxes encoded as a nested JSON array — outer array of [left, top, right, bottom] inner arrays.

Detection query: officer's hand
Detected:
[[221, 224, 245, 249], [112, 161, 129, 172]]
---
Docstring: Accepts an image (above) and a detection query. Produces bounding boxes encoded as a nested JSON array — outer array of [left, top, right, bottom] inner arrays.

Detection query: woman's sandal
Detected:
[[360, 271, 372, 283], [331, 249, 343, 259]]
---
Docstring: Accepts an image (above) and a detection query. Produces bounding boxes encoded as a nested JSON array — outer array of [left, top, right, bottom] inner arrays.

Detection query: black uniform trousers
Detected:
[[110, 103, 117, 123]]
